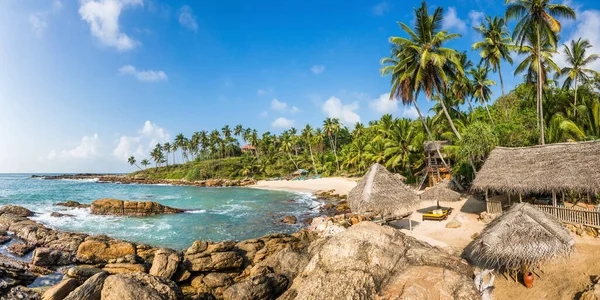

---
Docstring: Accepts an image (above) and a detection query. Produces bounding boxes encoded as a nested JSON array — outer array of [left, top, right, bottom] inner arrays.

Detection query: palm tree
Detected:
[[162, 142, 171, 166], [174, 133, 187, 163], [279, 135, 298, 170], [140, 159, 150, 169], [383, 118, 418, 175], [451, 52, 475, 112], [505, 0, 576, 144], [469, 65, 497, 126], [150, 143, 164, 168], [558, 38, 600, 117], [323, 118, 341, 172], [127, 156, 142, 170], [234, 124, 244, 137], [302, 124, 318, 174], [472, 16, 514, 96], [380, 1, 458, 169]]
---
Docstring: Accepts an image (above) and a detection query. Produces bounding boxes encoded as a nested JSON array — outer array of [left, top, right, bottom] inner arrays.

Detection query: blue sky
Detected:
[[0, 0, 599, 172]]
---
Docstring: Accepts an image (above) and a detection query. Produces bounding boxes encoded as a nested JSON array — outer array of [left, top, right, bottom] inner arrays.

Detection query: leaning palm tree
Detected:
[[302, 124, 318, 174], [558, 38, 599, 117], [472, 16, 514, 96], [323, 118, 341, 172], [469, 65, 497, 126], [140, 159, 150, 169], [127, 156, 142, 170], [505, 0, 576, 144], [380, 1, 461, 169]]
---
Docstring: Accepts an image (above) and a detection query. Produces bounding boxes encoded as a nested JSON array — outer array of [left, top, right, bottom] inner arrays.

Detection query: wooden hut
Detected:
[[241, 144, 256, 153], [472, 140, 600, 216], [415, 141, 451, 189]]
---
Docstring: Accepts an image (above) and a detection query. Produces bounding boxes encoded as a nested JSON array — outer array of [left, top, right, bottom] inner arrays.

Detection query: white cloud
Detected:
[[49, 133, 101, 159], [28, 0, 63, 36], [372, 1, 388, 16], [79, 0, 142, 51], [310, 65, 326, 74], [322, 96, 361, 125], [468, 10, 485, 28], [257, 88, 273, 96], [442, 7, 466, 33], [178, 5, 198, 31], [119, 65, 168, 82], [554, 9, 600, 71], [369, 93, 399, 114], [271, 117, 295, 129], [402, 106, 419, 119], [113, 120, 170, 161], [270, 99, 300, 113]]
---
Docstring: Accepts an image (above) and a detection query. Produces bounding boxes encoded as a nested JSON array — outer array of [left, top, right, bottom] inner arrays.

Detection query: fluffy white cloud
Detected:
[[29, 0, 63, 36], [371, 1, 388, 16], [271, 117, 295, 129], [178, 5, 198, 31], [119, 65, 168, 82], [369, 93, 399, 114], [45, 133, 101, 160], [442, 7, 466, 33], [322, 96, 361, 125], [113, 120, 170, 161], [310, 65, 326, 74], [270, 99, 300, 113], [554, 9, 600, 71], [79, 0, 142, 51], [468, 10, 485, 28], [402, 106, 419, 119]]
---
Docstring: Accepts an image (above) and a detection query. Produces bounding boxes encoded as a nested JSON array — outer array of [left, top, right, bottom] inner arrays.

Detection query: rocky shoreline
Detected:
[[32, 174, 257, 188], [0, 203, 481, 299]]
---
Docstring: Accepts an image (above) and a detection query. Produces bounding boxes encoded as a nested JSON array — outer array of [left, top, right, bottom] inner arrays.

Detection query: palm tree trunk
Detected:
[[469, 158, 477, 177], [135, 164, 142, 171], [484, 102, 496, 126], [412, 101, 450, 171], [466, 96, 474, 112], [308, 143, 317, 174], [537, 25, 545, 145], [288, 153, 299, 170], [438, 97, 462, 140], [498, 64, 509, 120], [574, 75, 579, 117]]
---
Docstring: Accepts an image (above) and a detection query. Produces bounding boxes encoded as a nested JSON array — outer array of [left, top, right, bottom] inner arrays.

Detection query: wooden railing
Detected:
[[535, 205, 600, 228], [486, 201, 503, 214]]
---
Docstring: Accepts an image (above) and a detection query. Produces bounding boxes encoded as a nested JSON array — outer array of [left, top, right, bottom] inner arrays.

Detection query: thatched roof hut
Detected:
[[393, 173, 407, 182], [348, 164, 419, 217], [472, 141, 600, 195], [423, 140, 449, 158], [465, 203, 574, 271], [420, 179, 461, 202], [291, 169, 308, 176]]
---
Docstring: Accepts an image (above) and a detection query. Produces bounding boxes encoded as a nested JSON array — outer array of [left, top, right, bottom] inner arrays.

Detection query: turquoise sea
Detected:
[[0, 174, 322, 250]]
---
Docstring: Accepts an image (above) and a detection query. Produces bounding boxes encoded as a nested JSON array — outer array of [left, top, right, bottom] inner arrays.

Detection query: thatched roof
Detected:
[[420, 179, 461, 202], [423, 140, 449, 152], [291, 169, 308, 176], [465, 203, 574, 271], [393, 173, 407, 181], [348, 164, 419, 217], [472, 140, 600, 195]]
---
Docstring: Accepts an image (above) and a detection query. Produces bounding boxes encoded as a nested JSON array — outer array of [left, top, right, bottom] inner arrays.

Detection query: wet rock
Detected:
[[149, 249, 181, 279], [54, 201, 90, 208], [76, 239, 136, 264], [90, 198, 184, 216], [186, 251, 244, 272], [63, 271, 108, 300], [102, 263, 146, 274], [50, 212, 74, 218], [1, 286, 41, 300], [41, 278, 79, 300], [222, 273, 288, 300], [66, 265, 104, 282], [0, 205, 34, 217], [278, 222, 479, 300], [101, 272, 183, 300], [281, 216, 297, 224], [31, 248, 73, 266], [7, 242, 35, 256], [0, 235, 11, 244]]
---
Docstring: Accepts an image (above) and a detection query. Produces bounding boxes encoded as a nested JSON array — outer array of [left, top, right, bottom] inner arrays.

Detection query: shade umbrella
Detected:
[[420, 179, 461, 205], [348, 164, 419, 218]]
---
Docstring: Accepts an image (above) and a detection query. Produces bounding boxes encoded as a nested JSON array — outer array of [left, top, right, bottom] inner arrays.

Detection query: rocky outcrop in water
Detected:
[[90, 198, 184, 216], [0, 205, 34, 217], [55, 201, 90, 209], [34, 174, 257, 187]]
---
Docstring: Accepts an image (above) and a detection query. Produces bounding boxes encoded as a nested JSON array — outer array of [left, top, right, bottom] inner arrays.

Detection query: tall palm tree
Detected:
[[505, 0, 576, 144], [469, 65, 497, 126], [302, 124, 318, 174], [472, 16, 514, 96], [558, 38, 600, 117], [451, 52, 475, 112], [323, 118, 341, 172], [380, 1, 458, 169], [174, 133, 187, 163], [279, 135, 298, 170], [234, 124, 244, 137], [150, 143, 164, 168], [140, 159, 150, 169], [162, 142, 171, 166], [127, 156, 142, 170]]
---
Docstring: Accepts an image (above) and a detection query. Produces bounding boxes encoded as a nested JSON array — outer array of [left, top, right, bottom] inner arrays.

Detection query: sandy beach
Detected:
[[249, 177, 358, 195]]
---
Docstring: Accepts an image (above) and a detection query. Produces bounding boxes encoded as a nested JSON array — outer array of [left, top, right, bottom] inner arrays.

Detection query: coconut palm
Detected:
[[302, 124, 318, 174], [150, 144, 164, 168], [473, 16, 514, 96], [469, 65, 497, 126], [451, 52, 475, 112], [127, 156, 142, 170], [505, 0, 576, 144], [323, 117, 341, 172], [234, 124, 244, 137], [140, 159, 150, 169], [174, 133, 188, 163], [380, 1, 460, 169], [558, 38, 600, 117], [162, 142, 171, 166], [383, 118, 419, 175]]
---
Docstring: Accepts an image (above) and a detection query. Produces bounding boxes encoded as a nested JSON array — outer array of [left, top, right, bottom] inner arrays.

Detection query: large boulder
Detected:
[[31, 248, 73, 266], [1, 286, 41, 300], [185, 251, 244, 272], [7, 242, 35, 256], [41, 278, 79, 300], [102, 263, 147, 274], [0, 254, 37, 292], [66, 265, 104, 282], [100, 272, 183, 300], [222, 273, 288, 300], [0, 205, 34, 217], [63, 271, 109, 300], [149, 249, 181, 279], [90, 198, 183, 216], [54, 201, 90, 208], [278, 222, 479, 300], [76, 239, 136, 264]]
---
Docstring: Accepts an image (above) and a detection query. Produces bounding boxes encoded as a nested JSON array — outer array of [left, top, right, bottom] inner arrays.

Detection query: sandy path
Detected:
[[249, 177, 358, 195]]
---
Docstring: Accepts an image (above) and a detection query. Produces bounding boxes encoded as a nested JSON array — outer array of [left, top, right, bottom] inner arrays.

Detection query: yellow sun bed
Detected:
[[422, 207, 452, 221]]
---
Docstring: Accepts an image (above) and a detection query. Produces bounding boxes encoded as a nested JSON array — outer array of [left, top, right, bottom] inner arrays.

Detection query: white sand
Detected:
[[249, 177, 358, 195]]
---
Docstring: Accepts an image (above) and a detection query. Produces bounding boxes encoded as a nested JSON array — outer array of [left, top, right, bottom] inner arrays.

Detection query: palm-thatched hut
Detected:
[[420, 179, 461, 203], [465, 203, 574, 274], [348, 164, 419, 218], [472, 141, 600, 213], [416, 140, 452, 189]]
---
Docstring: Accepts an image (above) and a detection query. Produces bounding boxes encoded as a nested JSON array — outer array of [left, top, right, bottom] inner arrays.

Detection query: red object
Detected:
[[523, 272, 534, 288]]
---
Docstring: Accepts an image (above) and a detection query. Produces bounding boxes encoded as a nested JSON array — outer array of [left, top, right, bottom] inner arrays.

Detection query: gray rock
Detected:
[[222, 273, 288, 300], [186, 251, 243, 272], [1, 286, 41, 300], [0, 205, 34, 217], [41, 278, 79, 300], [100, 272, 183, 300], [149, 249, 181, 280], [63, 271, 108, 300], [66, 266, 104, 282], [31, 248, 73, 266]]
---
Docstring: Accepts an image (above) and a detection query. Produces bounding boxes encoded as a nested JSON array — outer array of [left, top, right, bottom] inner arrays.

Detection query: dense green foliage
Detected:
[[129, 0, 600, 187]]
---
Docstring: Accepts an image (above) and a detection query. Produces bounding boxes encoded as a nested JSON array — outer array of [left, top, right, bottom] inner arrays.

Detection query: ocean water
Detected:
[[0, 174, 322, 250]]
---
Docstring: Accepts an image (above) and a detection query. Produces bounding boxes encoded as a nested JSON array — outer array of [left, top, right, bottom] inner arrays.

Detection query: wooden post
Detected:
[[519, 193, 522, 203], [508, 194, 512, 206], [562, 193, 565, 205], [552, 190, 557, 207]]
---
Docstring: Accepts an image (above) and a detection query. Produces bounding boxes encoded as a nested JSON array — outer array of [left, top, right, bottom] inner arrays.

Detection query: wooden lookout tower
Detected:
[[416, 141, 451, 190]]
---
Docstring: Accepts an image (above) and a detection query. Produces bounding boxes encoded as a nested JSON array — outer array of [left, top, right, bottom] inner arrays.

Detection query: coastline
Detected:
[[248, 177, 358, 196]]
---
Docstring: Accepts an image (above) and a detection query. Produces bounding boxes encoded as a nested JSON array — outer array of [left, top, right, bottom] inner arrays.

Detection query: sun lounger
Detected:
[[422, 207, 452, 221]]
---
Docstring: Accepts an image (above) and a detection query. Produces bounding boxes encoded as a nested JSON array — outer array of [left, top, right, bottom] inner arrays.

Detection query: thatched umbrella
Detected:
[[348, 164, 419, 217], [393, 173, 407, 182], [465, 203, 574, 273], [420, 179, 461, 203]]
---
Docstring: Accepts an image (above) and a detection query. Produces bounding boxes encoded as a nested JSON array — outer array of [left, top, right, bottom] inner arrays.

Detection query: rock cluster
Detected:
[[565, 223, 599, 238], [35, 174, 257, 187], [55, 200, 90, 208], [90, 198, 184, 216]]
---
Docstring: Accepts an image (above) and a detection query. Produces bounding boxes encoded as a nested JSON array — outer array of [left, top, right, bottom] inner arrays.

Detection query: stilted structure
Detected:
[[416, 141, 451, 190]]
